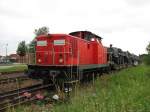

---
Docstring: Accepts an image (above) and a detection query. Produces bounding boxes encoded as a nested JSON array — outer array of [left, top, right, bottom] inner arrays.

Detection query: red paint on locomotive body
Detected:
[[35, 31, 107, 67]]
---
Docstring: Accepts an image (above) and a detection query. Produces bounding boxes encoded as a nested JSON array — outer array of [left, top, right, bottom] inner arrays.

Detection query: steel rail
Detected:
[[0, 83, 53, 111]]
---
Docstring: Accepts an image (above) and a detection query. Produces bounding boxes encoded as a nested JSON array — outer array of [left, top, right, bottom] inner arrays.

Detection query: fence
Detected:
[[18, 53, 35, 64]]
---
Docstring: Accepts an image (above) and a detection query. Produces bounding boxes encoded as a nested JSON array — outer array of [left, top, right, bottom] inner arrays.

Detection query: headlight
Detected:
[[59, 58, 63, 63], [38, 59, 41, 63]]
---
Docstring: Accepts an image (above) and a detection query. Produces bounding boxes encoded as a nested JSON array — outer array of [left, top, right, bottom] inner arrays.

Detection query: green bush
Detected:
[[52, 65, 150, 112], [143, 54, 150, 65]]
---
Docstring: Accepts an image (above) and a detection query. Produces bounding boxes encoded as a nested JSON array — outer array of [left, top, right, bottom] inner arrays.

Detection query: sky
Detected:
[[0, 0, 150, 56]]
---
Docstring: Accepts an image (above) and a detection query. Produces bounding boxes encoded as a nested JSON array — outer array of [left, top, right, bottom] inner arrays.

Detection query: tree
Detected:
[[143, 42, 150, 65], [17, 41, 27, 63], [28, 40, 36, 53], [146, 42, 150, 54], [17, 41, 27, 56], [34, 26, 49, 36], [29, 26, 49, 52]]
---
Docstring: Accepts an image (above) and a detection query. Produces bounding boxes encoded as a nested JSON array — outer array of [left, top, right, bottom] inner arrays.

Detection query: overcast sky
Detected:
[[0, 0, 149, 56]]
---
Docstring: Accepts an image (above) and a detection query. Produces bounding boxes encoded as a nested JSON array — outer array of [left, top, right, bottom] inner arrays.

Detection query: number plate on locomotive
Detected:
[[54, 40, 65, 45]]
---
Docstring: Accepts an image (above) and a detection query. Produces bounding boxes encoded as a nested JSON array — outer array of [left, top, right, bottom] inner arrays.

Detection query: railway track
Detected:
[[0, 83, 54, 111], [0, 76, 30, 84]]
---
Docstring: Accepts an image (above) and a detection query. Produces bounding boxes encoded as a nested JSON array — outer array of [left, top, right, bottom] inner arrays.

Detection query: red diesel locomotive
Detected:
[[28, 31, 109, 81]]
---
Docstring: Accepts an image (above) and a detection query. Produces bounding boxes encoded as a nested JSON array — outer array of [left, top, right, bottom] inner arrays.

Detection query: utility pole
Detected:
[[5, 43, 8, 63], [0, 43, 3, 56], [0, 43, 1, 56]]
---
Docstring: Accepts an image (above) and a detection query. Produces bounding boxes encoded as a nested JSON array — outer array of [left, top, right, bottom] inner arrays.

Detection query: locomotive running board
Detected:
[[28, 64, 109, 71], [79, 64, 109, 70]]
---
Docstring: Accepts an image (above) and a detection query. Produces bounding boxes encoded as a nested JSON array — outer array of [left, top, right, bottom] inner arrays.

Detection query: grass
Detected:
[[11, 65, 150, 112], [0, 64, 27, 74]]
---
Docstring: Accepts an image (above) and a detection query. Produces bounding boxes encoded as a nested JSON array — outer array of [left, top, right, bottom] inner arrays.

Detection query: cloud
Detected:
[[124, 0, 150, 6], [0, 0, 149, 55]]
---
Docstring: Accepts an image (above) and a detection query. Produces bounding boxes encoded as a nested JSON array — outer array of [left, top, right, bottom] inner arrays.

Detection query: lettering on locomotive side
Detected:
[[54, 39, 65, 45]]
